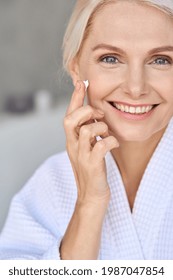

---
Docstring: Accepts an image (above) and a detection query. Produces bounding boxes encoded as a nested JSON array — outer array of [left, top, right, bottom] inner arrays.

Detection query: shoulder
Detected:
[[1, 151, 77, 244], [37, 150, 77, 196], [28, 150, 75, 187], [14, 151, 77, 226], [42, 150, 71, 169], [41, 150, 74, 177]]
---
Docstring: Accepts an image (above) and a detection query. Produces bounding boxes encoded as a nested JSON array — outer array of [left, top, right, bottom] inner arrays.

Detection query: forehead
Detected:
[[88, 2, 173, 47]]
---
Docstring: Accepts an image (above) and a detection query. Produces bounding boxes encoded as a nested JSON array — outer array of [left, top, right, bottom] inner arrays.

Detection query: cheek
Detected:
[[153, 80, 173, 103], [162, 80, 173, 101], [79, 55, 126, 99], [147, 70, 173, 94], [85, 68, 121, 105], [87, 78, 111, 107]]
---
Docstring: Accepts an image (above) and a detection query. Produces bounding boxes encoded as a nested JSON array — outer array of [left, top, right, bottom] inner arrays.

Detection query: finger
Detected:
[[66, 81, 86, 115], [91, 136, 119, 161], [64, 106, 104, 141], [78, 122, 109, 154], [70, 105, 104, 127]]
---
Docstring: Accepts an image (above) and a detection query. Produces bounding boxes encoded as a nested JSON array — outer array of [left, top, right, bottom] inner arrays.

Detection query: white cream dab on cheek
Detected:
[[83, 80, 89, 90]]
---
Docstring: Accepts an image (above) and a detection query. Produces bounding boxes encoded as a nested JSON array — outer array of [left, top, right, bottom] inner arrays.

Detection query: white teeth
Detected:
[[113, 103, 153, 114], [129, 107, 136, 113], [120, 105, 125, 112], [116, 104, 121, 110], [146, 106, 152, 112], [135, 107, 141, 114], [141, 106, 146, 113]]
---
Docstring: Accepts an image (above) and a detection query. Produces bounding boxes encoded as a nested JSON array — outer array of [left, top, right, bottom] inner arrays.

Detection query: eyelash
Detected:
[[151, 57, 172, 65], [99, 55, 173, 66], [100, 55, 119, 64]]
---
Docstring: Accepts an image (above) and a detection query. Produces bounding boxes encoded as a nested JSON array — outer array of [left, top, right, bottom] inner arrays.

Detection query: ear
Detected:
[[68, 58, 81, 86]]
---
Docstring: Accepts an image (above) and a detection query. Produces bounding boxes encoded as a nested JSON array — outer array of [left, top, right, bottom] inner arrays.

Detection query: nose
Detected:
[[122, 62, 148, 98]]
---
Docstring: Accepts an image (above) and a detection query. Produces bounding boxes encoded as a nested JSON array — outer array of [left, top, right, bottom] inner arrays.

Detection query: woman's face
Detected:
[[73, 1, 173, 142]]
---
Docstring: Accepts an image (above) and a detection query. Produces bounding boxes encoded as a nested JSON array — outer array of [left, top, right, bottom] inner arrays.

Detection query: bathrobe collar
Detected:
[[100, 118, 173, 259]]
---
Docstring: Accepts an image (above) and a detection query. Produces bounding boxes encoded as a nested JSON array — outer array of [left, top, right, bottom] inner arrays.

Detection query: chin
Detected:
[[115, 125, 167, 143], [118, 134, 150, 143], [110, 127, 156, 143]]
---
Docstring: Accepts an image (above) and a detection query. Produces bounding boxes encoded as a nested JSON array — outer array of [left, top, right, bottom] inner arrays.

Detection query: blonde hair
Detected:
[[62, 0, 173, 74]]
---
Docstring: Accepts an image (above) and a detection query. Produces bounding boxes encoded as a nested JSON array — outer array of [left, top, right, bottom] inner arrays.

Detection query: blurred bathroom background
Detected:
[[0, 0, 76, 231]]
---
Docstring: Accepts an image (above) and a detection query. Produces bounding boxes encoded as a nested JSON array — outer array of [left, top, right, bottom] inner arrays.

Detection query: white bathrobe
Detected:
[[0, 118, 173, 260]]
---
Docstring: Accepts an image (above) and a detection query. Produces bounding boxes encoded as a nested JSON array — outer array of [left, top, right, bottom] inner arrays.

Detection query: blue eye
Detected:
[[101, 56, 119, 64], [153, 57, 171, 65]]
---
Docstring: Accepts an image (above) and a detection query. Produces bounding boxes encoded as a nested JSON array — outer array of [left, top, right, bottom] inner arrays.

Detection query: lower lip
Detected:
[[110, 104, 156, 121]]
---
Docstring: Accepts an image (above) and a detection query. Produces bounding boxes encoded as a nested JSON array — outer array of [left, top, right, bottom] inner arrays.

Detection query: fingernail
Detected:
[[75, 81, 81, 91]]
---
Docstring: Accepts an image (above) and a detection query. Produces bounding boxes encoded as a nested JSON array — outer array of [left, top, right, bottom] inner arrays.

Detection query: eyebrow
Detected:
[[92, 44, 173, 55]]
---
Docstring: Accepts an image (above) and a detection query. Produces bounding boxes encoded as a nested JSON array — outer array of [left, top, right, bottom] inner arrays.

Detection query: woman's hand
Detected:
[[64, 80, 119, 206], [61, 80, 119, 260]]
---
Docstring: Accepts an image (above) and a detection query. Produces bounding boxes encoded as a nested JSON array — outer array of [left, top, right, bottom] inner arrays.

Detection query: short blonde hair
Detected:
[[62, 0, 173, 74]]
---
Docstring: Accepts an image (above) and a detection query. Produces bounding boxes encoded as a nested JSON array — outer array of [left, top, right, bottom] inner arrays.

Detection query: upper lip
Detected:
[[109, 101, 158, 107]]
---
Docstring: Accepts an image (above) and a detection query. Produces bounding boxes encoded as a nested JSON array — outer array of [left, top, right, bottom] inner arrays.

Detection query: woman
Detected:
[[0, 0, 173, 260]]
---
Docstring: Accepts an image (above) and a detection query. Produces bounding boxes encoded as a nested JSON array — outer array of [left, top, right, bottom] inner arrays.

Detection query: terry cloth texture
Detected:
[[1, 118, 173, 259]]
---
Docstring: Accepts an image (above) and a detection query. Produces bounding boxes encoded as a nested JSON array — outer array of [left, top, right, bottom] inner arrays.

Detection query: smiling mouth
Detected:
[[109, 102, 158, 114]]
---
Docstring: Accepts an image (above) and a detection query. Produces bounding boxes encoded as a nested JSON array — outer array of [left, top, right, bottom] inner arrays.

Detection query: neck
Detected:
[[112, 127, 166, 177], [111, 127, 166, 204]]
